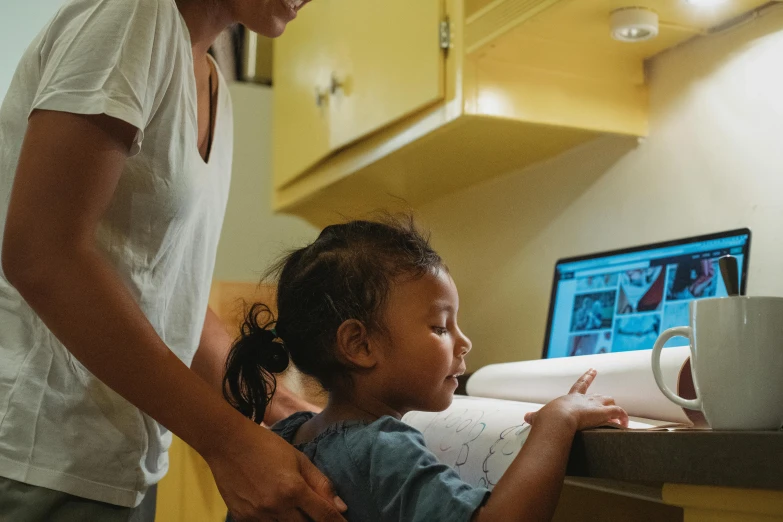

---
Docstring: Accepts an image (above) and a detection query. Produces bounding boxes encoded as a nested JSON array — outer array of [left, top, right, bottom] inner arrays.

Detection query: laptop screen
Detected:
[[542, 228, 751, 359]]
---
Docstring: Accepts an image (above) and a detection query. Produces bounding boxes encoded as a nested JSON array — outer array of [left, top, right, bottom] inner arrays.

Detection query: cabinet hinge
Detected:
[[439, 18, 452, 51]]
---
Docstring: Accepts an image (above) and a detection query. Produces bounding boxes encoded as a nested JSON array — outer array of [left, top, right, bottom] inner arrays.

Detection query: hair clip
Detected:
[[260, 341, 289, 374]]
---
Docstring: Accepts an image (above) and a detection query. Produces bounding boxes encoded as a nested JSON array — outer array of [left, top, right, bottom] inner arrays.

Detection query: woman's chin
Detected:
[[249, 19, 288, 39]]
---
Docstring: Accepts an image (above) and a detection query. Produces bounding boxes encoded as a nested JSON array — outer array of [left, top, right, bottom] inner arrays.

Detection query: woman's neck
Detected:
[[175, 0, 234, 59]]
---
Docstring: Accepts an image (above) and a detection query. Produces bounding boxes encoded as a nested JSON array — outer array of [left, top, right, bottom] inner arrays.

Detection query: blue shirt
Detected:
[[234, 411, 490, 522]]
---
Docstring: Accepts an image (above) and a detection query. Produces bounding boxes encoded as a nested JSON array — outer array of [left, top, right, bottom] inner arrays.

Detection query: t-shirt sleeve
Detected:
[[32, 0, 180, 155], [345, 417, 490, 522]]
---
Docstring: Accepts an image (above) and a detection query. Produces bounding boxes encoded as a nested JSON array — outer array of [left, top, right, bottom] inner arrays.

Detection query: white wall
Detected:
[[215, 84, 317, 282], [418, 5, 783, 370], [0, 1, 66, 102]]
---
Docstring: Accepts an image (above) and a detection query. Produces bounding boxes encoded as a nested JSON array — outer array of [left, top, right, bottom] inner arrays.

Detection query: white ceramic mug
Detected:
[[651, 296, 783, 430]]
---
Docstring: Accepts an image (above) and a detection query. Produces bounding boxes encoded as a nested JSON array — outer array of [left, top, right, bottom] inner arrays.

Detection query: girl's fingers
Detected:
[[569, 369, 597, 394], [596, 395, 616, 406], [608, 406, 629, 428]]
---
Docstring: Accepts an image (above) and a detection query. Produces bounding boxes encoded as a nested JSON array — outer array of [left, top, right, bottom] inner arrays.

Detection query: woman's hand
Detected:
[[524, 369, 629, 430], [205, 421, 347, 522]]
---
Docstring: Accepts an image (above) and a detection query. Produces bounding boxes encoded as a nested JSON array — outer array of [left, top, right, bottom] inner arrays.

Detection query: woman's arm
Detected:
[[192, 307, 236, 391], [2, 110, 345, 522], [472, 371, 628, 522]]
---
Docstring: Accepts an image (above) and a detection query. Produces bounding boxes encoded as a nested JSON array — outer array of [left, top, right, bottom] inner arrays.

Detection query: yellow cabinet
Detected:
[[273, 0, 445, 189], [273, 0, 332, 188], [327, 0, 445, 150], [272, 0, 770, 227]]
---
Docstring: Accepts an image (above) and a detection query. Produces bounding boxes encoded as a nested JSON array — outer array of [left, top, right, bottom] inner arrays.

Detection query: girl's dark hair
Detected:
[[222, 216, 443, 423]]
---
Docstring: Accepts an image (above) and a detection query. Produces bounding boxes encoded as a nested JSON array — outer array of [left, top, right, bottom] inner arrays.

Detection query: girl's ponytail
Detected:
[[222, 303, 289, 424]]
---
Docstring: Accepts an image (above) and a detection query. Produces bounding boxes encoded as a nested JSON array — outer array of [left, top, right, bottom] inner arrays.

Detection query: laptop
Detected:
[[542, 228, 751, 359]]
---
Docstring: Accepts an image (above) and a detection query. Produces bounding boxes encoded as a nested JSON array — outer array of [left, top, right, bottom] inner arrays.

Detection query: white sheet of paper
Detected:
[[465, 347, 692, 424], [404, 350, 692, 489], [403, 396, 663, 491], [404, 396, 538, 490]]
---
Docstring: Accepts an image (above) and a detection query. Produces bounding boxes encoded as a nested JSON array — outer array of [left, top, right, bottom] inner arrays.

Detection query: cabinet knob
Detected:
[[330, 74, 345, 95], [315, 87, 328, 108]]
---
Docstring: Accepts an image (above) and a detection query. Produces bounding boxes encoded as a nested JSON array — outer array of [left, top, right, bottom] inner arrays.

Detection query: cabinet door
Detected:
[[328, 0, 445, 150], [273, 0, 333, 188]]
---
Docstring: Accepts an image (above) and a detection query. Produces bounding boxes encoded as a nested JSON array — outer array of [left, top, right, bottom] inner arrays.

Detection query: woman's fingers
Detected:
[[297, 488, 347, 522], [298, 455, 347, 521]]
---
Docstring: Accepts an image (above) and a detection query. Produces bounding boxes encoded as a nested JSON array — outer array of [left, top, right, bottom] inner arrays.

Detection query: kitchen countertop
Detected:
[[566, 429, 783, 492]]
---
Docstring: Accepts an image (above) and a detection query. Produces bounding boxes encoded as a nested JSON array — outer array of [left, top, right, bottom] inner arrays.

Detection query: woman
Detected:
[[0, 0, 346, 521]]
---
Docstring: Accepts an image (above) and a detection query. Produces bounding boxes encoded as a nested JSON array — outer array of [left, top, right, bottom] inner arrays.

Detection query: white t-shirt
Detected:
[[0, 0, 233, 508]]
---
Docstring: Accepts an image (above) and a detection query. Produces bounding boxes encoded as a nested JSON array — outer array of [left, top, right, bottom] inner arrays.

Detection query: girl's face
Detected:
[[371, 269, 472, 416], [231, 0, 311, 38]]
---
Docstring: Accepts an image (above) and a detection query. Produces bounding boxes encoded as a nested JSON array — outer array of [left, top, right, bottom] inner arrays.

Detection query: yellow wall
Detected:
[[215, 83, 317, 283], [417, 5, 783, 370]]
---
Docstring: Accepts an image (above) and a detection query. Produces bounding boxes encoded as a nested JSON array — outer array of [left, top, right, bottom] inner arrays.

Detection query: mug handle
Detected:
[[651, 326, 702, 411]]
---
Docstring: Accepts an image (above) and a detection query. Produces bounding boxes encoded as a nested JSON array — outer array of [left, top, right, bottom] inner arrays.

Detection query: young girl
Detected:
[[224, 218, 628, 521]]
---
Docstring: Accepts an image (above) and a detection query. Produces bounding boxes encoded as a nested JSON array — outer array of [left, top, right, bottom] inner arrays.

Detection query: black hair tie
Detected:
[[257, 329, 290, 374]]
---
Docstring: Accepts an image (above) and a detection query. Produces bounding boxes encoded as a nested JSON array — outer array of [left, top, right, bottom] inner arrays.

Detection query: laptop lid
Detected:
[[542, 228, 751, 359]]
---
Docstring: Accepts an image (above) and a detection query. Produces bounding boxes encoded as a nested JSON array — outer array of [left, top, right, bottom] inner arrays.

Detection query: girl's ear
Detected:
[[335, 319, 378, 370]]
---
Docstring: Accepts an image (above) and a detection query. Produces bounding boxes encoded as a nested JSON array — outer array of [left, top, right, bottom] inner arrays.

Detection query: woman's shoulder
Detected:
[[51, 0, 183, 30], [43, 0, 187, 59], [69, 0, 181, 17], [40, 0, 189, 74]]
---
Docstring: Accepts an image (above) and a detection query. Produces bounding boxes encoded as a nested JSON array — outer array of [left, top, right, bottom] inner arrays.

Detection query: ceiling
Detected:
[[469, 0, 776, 64]]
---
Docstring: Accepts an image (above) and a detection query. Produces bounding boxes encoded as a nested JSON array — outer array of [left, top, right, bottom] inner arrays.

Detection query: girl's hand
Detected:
[[472, 370, 628, 522], [524, 369, 629, 430]]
